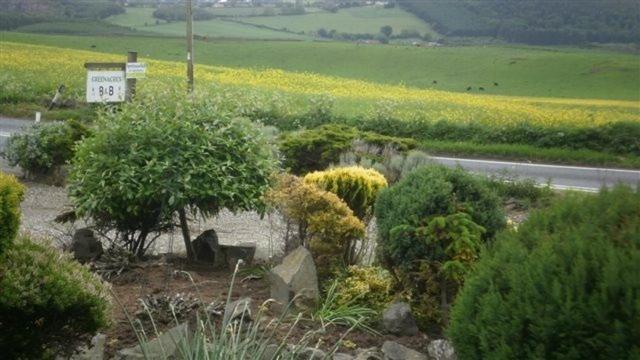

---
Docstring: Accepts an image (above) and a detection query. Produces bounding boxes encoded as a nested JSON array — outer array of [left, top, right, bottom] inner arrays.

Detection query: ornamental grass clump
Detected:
[[449, 185, 640, 359]]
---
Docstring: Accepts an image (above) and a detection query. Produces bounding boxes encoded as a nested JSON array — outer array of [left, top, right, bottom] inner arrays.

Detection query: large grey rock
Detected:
[[56, 333, 105, 360], [223, 297, 252, 325], [71, 228, 103, 263], [117, 323, 188, 359], [382, 302, 419, 336], [192, 229, 256, 269], [220, 242, 256, 269], [192, 229, 220, 264], [269, 246, 319, 311], [427, 340, 456, 360], [381, 341, 427, 360]]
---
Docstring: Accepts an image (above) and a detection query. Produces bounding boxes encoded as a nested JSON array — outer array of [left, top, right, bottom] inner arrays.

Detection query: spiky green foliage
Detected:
[[449, 186, 640, 359], [0, 172, 24, 255], [0, 235, 111, 358]]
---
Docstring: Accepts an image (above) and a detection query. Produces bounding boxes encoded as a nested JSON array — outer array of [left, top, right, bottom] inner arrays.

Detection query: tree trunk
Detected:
[[179, 208, 194, 261]]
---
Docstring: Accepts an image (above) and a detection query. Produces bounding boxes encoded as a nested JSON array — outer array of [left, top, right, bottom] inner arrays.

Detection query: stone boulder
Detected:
[[192, 229, 220, 264], [71, 228, 103, 263], [192, 229, 256, 269], [269, 246, 319, 312], [117, 323, 188, 359], [223, 297, 252, 325], [220, 243, 256, 269], [381, 341, 427, 360], [382, 302, 419, 336], [427, 339, 456, 360]]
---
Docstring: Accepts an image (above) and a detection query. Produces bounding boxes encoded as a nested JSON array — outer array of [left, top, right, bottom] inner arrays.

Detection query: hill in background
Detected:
[[398, 0, 640, 45], [0, 0, 124, 30]]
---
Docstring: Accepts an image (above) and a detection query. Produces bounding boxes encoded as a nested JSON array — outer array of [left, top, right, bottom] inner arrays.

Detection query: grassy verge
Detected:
[[420, 140, 640, 169]]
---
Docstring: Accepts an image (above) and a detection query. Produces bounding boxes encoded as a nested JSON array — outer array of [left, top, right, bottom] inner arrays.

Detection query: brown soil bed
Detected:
[[104, 257, 428, 358]]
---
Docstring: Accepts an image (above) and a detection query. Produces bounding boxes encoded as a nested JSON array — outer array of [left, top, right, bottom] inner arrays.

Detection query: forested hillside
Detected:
[[398, 0, 640, 44], [0, 0, 124, 30]]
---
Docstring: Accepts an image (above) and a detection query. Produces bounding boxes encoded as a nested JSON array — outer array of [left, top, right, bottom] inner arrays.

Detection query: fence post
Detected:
[[126, 51, 137, 101]]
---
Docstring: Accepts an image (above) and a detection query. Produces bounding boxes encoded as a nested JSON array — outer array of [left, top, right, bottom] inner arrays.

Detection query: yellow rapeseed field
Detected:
[[1, 41, 639, 128]]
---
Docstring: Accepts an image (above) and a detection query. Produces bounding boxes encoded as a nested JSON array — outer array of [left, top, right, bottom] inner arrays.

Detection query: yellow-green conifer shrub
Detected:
[[267, 174, 365, 279], [334, 266, 394, 313], [0, 172, 25, 255], [303, 166, 388, 220]]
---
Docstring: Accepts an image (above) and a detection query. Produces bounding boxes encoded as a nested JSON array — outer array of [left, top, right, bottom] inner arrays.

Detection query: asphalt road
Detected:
[[0, 117, 31, 152], [1, 117, 639, 192]]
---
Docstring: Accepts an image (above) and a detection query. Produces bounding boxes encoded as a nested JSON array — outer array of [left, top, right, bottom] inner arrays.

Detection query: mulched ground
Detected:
[[104, 257, 429, 358]]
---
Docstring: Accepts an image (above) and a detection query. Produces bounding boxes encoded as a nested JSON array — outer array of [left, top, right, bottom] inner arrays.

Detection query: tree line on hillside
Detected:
[[398, 0, 640, 45], [0, 0, 124, 30]]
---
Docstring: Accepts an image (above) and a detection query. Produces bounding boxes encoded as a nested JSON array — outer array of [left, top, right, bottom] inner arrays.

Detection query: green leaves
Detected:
[[68, 92, 277, 256]]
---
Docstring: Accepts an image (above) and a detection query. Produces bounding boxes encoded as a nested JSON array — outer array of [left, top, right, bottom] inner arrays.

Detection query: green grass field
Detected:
[[106, 7, 309, 40], [3, 32, 639, 101], [239, 6, 436, 36]]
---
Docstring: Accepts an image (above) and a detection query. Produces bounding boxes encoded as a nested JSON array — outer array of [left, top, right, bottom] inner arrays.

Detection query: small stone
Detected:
[[381, 341, 427, 360], [269, 246, 319, 312], [71, 228, 102, 263], [382, 302, 419, 336], [220, 242, 257, 269], [334, 353, 355, 360], [117, 323, 188, 359], [427, 339, 457, 360], [354, 347, 383, 360], [223, 297, 252, 325], [293, 346, 326, 359]]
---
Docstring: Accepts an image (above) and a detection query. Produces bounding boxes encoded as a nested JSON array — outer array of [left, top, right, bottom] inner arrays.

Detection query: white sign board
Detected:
[[126, 62, 147, 79], [86, 70, 126, 103]]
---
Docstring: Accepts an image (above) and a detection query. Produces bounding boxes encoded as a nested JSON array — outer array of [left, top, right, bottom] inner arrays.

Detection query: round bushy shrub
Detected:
[[449, 186, 640, 359], [334, 266, 394, 313], [0, 235, 111, 358], [279, 124, 416, 175], [69, 93, 276, 259], [375, 165, 505, 269], [304, 166, 388, 220], [0, 172, 24, 255], [4, 120, 90, 176], [266, 174, 365, 278]]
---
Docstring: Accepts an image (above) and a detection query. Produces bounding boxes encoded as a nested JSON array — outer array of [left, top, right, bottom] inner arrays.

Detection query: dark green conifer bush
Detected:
[[449, 186, 640, 359]]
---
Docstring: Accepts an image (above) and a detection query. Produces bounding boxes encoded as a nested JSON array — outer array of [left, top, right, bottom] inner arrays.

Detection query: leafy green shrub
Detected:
[[449, 186, 640, 359], [375, 165, 504, 327], [4, 120, 90, 176], [312, 278, 378, 334], [266, 175, 365, 277], [376, 165, 505, 268], [334, 266, 394, 314], [0, 172, 24, 255], [279, 124, 416, 175], [304, 166, 387, 220], [69, 93, 276, 259], [0, 235, 111, 358]]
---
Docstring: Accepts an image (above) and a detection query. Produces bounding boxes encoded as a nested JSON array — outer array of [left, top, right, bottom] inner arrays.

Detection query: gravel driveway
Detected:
[[4, 159, 289, 260]]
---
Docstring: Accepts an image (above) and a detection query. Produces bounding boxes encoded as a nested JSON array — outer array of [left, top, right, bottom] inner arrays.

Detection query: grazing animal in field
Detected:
[[493, 82, 499, 86], [466, 86, 472, 91], [479, 87, 485, 91], [90, 44, 96, 48], [433, 80, 438, 84], [48, 84, 66, 110]]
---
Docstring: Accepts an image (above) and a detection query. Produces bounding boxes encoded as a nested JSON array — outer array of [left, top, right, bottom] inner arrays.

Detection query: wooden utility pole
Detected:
[[126, 51, 137, 101], [186, 0, 194, 93]]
